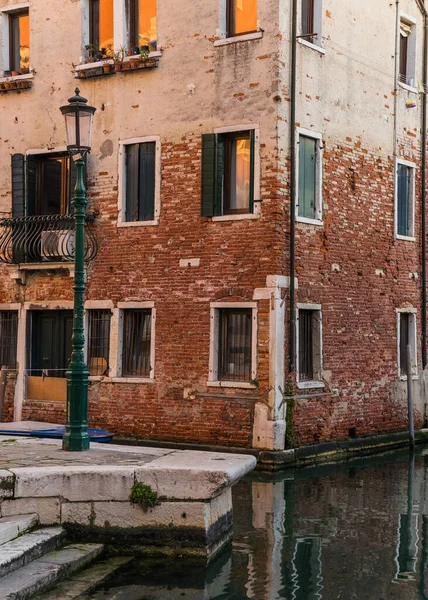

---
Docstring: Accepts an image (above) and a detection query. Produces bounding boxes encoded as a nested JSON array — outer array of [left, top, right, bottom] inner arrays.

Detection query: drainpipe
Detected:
[[416, 0, 428, 370], [289, 0, 298, 373]]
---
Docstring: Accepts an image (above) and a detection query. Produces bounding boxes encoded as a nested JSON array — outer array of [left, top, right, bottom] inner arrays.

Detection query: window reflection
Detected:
[[10, 11, 30, 74], [235, 0, 257, 35]]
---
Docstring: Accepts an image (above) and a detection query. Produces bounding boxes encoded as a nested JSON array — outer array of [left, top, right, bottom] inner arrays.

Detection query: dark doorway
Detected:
[[31, 310, 73, 378]]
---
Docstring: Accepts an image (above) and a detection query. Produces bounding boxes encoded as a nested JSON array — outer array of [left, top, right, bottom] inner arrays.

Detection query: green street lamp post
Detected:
[[60, 89, 96, 452]]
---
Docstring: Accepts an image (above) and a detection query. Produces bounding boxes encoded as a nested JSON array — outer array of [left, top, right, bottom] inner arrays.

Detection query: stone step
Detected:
[[0, 514, 39, 546], [35, 556, 133, 599], [0, 527, 64, 579], [0, 542, 104, 600]]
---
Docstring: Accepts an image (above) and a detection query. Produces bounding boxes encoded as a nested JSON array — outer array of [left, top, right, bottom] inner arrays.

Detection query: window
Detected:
[[399, 18, 416, 87], [11, 152, 84, 218], [395, 160, 415, 239], [0, 311, 18, 369], [300, 0, 322, 47], [128, 0, 157, 52], [397, 310, 417, 379], [9, 10, 29, 74], [209, 303, 257, 386], [297, 130, 322, 223], [226, 0, 257, 37], [201, 128, 259, 218], [125, 142, 155, 222], [122, 309, 152, 377], [297, 305, 322, 388], [119, 137, 160, 226], [90, 0, 114, 53], [87, 310, 111, 376]]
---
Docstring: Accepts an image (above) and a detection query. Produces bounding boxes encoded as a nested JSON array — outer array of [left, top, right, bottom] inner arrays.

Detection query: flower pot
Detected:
[[11, 71, 20, 77], [129, 57, 140, 69], [102, 64, 112, 74], [114, 62, 122, 72], [3, 70, 11, 78]]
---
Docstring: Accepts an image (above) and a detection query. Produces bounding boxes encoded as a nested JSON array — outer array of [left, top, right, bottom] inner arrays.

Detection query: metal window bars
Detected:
[[88, 310, 111, 376], [0, 311, 18, 369]]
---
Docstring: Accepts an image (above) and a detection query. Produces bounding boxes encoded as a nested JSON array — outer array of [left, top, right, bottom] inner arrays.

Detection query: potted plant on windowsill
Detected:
[[113, 47, 125, 72]]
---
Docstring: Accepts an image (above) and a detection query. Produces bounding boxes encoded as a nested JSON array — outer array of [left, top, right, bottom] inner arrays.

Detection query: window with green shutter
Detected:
[[396, 162, 414, 238], [297, 132, 322, 222], [201, 129, 255, 217], [125, 142, 156, 222]]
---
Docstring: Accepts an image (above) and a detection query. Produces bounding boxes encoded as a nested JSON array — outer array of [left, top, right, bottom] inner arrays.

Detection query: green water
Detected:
[[88, 448, 428, 599]]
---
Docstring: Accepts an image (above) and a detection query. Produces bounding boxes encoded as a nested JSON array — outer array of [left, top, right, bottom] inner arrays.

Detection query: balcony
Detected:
[[0, 214, 98, 266]]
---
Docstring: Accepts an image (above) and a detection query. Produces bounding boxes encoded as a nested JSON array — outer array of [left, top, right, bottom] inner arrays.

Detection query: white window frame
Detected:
[[208, 301, 258, 389], [118, 136, 161, 227], [296, 303, 324, 390], [216, 0, 262, 45], [296, 128, 323, 226], [399, 12, 417, 92], [396, 308, 418, 380], [395, 158, 416, 241], [0, 3, 33, 83], [212, 124, 261, 222], [80, 0, 161, 62], [113, 301, 156, 383], [298, 0, 324, 53]]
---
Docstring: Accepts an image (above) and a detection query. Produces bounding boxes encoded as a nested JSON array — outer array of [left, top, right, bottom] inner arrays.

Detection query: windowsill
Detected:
[[111, 377, 155, 384], [396, 234, 416, 242], [398, 81, 418, 94], [207, 380, 257, 389], [89, 376, 112, 382], [296, 215, 323, 226], [297, 38, 325, 55], [400, 374, 418, 381], [117, 219, 159, 228], [0, 72, 34, 83], [213, 31, 263, 47], [75, 59, 114, 71], [297, 381, 325, 390], [212, 213, 260, 222]]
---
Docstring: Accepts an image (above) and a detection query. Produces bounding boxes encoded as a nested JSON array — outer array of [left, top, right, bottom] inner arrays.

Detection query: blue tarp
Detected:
[[0, 427, 114, 443]]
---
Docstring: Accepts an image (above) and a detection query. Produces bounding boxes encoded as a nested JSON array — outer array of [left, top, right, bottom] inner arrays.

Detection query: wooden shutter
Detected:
[[69, 155, 87, 213], [26, 154, 37, 216], [125, 144, 139, 221], [138, 142, 156, 221], [298, 136, 317, 219], [201, 134, 218, 217], [249, 129, 255, 214], [11, 154, 25, 218], [399, 33, 408, 82]]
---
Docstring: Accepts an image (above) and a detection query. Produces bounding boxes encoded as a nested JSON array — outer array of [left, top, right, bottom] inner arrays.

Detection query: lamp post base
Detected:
[[62, 431, 90, 452]]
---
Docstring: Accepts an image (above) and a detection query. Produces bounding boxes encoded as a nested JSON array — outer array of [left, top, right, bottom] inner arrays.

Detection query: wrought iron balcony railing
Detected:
[[0, 214, 98, 265]]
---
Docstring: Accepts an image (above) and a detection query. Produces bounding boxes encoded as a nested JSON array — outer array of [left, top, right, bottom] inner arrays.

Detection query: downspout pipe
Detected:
[[417, 0, 428, 369], [289, 0, 298, 373]]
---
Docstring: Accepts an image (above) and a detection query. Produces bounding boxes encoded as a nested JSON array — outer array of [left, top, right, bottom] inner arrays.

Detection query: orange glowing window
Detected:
[[9, 11, 30, 74], [90, 0, 114, 52], [129, 0, 157, 52], [227, 0, 257, 37]]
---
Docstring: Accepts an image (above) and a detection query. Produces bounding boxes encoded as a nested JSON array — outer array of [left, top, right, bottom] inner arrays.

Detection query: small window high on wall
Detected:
[[128, 0, 157, 52], [399, 16, 416, 88], [300, 0, 322, 48], [226, 0, 257, 38], [9, 10, 30, 74], [90, 0, 114, 52]]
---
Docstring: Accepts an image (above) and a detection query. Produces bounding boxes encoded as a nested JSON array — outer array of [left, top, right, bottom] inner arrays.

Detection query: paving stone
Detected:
[[0, 543, 104, 599], [0, 527, 64, 579], [0, 514, 38, 546], [1, 498, 61, 525]]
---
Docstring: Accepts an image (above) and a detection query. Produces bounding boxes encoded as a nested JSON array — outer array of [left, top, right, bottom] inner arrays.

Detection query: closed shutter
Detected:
[[26, 154, 37, 216], [298, 136, 317, 219], [11, 154, 25, 218], [69, 155, 87, 213], [138, 142, 156, 221], [397, 163, 410, 236], [125, 144, 139, 222], [201, 134, 218, 217], [249, 129, 255, 214]]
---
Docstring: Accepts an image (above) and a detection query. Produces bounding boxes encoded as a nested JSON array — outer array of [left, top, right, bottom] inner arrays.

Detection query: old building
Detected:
[[0, 0, 426, 453]]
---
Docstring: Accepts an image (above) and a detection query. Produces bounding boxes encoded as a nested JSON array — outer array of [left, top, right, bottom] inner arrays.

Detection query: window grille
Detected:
[[218, 308, 252, 382], [0, 311, 18, 369], [88, 310, 111, 376], [299, 310, 314, 381], [122, 309, 152, 377]]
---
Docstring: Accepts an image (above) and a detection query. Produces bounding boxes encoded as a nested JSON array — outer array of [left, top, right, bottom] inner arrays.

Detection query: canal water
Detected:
[[87, 448, 428, 599]]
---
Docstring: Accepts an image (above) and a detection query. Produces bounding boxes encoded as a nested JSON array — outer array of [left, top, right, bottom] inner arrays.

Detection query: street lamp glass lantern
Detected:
[[60, 88, 96, 154]]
